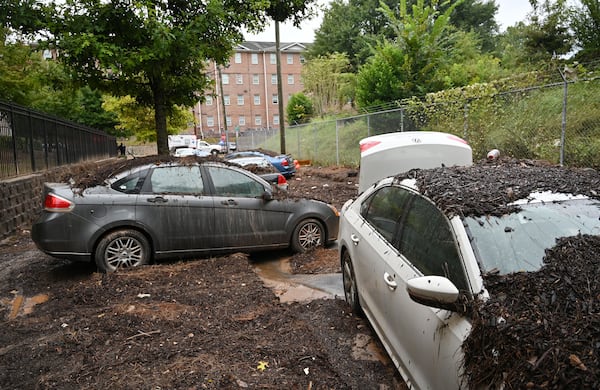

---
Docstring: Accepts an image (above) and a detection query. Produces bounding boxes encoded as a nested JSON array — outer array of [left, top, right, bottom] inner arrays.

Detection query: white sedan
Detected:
[[338, 163, 600, 389]]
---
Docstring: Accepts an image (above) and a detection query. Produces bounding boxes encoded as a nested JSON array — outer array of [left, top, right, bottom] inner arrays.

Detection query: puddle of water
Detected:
[[4, 292, 50, 320], [253, 256, 343, 303]]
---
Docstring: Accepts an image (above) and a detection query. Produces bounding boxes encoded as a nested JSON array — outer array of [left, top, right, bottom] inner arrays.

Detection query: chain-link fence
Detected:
[[0, 100, 117, 179], [239, 76, 600, 168]]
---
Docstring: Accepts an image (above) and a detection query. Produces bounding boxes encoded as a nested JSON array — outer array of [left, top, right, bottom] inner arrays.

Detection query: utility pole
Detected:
[[275, 21, 286, 154]]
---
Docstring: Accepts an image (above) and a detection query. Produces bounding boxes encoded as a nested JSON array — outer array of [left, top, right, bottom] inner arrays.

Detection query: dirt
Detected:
[[0, 165, 406, 389]]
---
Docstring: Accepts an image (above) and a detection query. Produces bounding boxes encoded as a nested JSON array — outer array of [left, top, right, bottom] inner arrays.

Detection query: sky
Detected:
[[244, 0, 534, 42]]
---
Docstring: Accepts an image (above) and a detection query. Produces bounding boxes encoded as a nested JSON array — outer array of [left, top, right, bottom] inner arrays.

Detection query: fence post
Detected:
[[335, 119, 340, 165], [558, 67, 568, 167], [463, 101, 469, 141]]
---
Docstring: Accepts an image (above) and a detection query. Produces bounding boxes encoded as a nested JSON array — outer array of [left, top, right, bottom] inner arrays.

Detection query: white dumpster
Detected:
[[358, 131, 473, 193]]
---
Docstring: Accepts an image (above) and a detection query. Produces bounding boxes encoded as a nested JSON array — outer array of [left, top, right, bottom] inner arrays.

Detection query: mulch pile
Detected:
[[464, 234, 600, 389], [397, 158, 600, 217]]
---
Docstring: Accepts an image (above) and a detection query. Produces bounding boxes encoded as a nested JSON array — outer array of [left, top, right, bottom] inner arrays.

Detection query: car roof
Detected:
[[389, 159, 600, 218]]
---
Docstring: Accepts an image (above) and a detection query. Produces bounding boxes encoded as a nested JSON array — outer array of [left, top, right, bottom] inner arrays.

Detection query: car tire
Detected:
[[291, 218, 324, 253], [95, 229, 151, 273], [342, 250, 364, 316], [211, 149, 219, 156]]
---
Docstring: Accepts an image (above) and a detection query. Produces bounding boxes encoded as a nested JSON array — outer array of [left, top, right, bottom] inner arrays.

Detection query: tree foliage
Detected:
[[302, 52, 354, 116], [570, 0, 600, 62], [17, 0, 271, 155], [355, 0, 461, 108], [525, 0, 573, 60], [286, 92, 314, 125]]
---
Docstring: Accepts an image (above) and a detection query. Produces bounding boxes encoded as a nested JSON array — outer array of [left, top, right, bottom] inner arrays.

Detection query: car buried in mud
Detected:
[[339, 161, 600, 389], [31, 159, 339, 273]]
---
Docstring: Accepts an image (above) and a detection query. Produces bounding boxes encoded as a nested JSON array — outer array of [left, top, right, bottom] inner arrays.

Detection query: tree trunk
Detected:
[[153, 81, 169, 156]]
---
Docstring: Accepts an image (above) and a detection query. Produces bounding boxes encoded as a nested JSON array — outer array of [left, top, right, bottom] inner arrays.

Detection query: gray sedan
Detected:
[[32, 161, 339, 272]]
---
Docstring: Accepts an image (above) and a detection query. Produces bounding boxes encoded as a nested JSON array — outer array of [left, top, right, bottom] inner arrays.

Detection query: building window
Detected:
[[287, 54, 293, 64], [239, 116, 246, 126], [287, 74, 294, 85], [273, 115, 279, 125], [234, 53, 242, 64], [226, 116, 232, 126], [271, 74, 277, 84], [207, 116, 214, 127], [237, 94, 244, 105], [251, 53, 258, 64], [255, 115, 262, 126], [205, 96, 213, 105], [252, 74, 260, 85], [300, 55, 305, 64], [236, 74, 243, 84], [270, 53, 277, 64], [253, 94, 260, 105], [224, 95, 230, 105], [222, 74, 229, 84], [272, 94, 278, 104]]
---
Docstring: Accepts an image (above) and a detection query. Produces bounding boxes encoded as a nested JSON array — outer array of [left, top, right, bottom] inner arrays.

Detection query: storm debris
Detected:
[[463, 234, 600, 389], [396, 158, 600, 217]]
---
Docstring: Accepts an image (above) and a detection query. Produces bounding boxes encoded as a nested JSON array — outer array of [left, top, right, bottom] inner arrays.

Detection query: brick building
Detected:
[[192, 41, 308, 138]]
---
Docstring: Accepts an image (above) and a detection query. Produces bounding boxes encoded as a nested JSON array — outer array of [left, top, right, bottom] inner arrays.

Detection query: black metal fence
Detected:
[[0, 100, 117, 179]]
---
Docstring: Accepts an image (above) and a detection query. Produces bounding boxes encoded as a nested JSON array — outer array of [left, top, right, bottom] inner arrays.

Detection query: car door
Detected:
[[135, 165, 216, 254], [204, 165, 290, 249], [386, 191, 471, 390]]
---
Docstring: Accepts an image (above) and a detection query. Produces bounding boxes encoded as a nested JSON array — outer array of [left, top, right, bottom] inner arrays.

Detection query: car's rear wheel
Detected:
[[291, 218, 324, 253], [95, 229, 150, 273], [342, 250, 363, 316]]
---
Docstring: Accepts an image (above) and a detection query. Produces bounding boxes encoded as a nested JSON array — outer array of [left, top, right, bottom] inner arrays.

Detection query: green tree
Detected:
[[443, 0, 499, 52], [103, 95, 191, 141], [0, 34, 41, 105], [74, 87, 119, 134], [286, 93, 314, 125], [571, 0, 600, 62], [19, 0, 270, 156], [302, 52, 354, 115], [355, 0, 461, 108], [525, 0, 573, 61]]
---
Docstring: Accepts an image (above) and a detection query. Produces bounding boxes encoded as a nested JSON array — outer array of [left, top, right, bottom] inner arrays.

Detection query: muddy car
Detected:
[[339, 161, 600, 389], [32, 160, 339, 272]]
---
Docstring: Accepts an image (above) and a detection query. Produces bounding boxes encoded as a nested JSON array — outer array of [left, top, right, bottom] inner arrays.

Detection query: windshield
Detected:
[[464, 198, 600, 275]]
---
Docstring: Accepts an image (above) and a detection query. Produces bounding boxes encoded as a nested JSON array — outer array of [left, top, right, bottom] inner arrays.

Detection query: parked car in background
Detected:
[[338, 162, 600, 389], [32, 159, 339, 273], [225, 150, 296, 178], [196, 140, 225, 155], [172, 147, 197, 157], [227, 155, 289, 191]]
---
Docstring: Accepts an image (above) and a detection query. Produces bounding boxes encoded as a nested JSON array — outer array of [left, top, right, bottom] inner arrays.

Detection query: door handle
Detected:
[[350, 233, 360, 246], [383, 272, 398, 291], [221, 199, 238, 206], [147, 196, 167, 203]]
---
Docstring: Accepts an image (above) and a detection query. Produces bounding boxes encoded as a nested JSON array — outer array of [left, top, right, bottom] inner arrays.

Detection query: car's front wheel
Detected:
[[291, 218, 324, 253], [95, 229, 151, 273], [342, 250, 363, 316]]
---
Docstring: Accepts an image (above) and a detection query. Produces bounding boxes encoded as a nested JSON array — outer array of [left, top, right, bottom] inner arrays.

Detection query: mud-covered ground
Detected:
[[0, 165, 406, 389]]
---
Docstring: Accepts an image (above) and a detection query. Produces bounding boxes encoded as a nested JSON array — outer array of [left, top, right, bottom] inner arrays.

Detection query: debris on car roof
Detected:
[[395, 158, 600, 217], [463, 234, 600, 388]]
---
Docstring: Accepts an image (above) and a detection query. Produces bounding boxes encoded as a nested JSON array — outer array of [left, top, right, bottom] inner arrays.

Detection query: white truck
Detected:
[[358, 131, 473, 193], [168, 135, 224, 155]]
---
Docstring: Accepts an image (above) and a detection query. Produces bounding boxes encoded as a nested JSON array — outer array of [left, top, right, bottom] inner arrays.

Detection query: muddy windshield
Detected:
[[464, 198, 600, 275]]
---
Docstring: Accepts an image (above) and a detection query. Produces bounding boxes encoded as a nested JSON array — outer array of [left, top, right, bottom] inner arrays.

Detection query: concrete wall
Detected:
[[0, 159, 117, 240]]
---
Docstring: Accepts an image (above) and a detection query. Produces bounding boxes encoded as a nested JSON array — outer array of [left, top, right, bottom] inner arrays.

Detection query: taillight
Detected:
[[281, 159, 289, 167], [277, 174, 287, 185], [44, 193, 74, 212], [360, 140, 381, 153]]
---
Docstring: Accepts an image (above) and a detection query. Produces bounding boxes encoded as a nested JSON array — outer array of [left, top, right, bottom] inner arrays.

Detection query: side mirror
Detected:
[[262, 190, 273, 201], [406, 276, 462, 312]]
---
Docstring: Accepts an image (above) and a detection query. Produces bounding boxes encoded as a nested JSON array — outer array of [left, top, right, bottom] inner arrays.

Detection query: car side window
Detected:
[[148, 166, 204, 194], [111, 169, 148, 194], [361, 186, 410, 243], [207, 166, 265, 198], [398, 195, 469, 292]]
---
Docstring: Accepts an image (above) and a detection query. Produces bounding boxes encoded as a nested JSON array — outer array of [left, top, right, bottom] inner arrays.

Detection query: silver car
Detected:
[[32, 160, 339, 272], [338, 163, 600, 389]]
